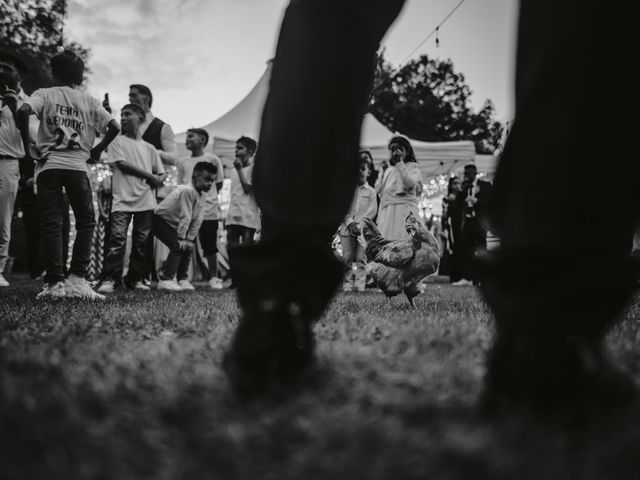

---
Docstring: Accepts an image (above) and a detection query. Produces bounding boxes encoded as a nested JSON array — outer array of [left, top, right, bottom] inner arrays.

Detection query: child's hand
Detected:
[[178, 239, 193, 251], [88, 147, 102, 164], [233, 159, 243, 170], [147, 175, 165, 189], [348, 222, 361, 237]]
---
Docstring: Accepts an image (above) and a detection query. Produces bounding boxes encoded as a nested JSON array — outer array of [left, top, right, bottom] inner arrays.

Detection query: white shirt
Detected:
[[26, 86, 114, 174], [226, 164, 260, 230], [0, 98, 23, 158], [107, 135, 165, 212], [177, 153, 224, 221], [155, 184, 206, 241]]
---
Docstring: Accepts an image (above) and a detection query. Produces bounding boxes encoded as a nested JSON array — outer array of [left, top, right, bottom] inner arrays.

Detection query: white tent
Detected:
[[175, 62, 495, 181]]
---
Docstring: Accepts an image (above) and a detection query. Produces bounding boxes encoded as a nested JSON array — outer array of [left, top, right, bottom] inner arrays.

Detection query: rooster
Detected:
[[362, 213, 440, 307]]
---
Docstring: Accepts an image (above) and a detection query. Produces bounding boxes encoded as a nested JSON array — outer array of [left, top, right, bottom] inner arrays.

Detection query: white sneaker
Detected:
[[0, 273, 9, 287], [36, 281, 66, 299], [178, 279, 195, 291], [64, 275, 106, 300], [97, 280, 115, 293], [208, 277, 223, 290], [158, 279, 183, 291], [130, 281, 151, 291], [451, 279, 473, 286]]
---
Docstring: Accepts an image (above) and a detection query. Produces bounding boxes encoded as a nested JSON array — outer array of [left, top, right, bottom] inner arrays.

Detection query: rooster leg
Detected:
[[407, 297, 416, 309]]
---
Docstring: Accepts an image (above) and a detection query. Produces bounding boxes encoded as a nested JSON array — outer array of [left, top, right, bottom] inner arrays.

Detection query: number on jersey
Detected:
[[50, 128, 81, 151]]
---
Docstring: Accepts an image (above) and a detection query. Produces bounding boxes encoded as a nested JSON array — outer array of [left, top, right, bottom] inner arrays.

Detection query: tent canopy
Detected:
[[175, 62, 496, 181]]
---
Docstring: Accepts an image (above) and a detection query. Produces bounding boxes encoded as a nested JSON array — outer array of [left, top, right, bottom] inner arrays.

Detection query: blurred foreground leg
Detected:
[[224, 0, 406, 396], [479, 0, 638, 414]]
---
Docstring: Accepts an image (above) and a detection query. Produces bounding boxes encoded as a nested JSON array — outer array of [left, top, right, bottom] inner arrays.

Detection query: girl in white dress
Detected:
[[375, 135, 423, 240]]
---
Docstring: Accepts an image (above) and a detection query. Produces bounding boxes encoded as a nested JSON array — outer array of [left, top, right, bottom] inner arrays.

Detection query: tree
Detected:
[[0, 0, 89, 94], [369, 52, 503, 154]]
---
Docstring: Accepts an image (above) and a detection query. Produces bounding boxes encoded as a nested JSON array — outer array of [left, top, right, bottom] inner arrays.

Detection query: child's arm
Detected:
[[175, 190, 194, 241], [185, 199, 205, 241], [233, 159, 253, 194], [395, 161, 421, 191], [16, 103, 35, 164], [116, 161, 164, 188], [89, 119, 120, 163]]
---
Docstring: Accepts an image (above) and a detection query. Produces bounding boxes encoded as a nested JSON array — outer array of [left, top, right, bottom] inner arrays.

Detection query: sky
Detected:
[[65, 0, 518, 134]]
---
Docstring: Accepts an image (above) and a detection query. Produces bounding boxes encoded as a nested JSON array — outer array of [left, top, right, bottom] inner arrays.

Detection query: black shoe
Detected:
[[481, 333, 635, 418], [223, 300, 315, 398]]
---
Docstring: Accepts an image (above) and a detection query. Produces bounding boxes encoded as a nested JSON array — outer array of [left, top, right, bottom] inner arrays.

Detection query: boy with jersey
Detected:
[[16, 50, 119, 300], [153, 161, 216, 291], [226, 136, 260, 250], [0, 62, 23, 287], [178, 128, 224, 289], [97, 104, 166, 293]]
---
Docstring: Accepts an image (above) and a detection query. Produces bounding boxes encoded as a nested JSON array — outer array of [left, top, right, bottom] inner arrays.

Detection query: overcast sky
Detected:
[[66, 0, 518, 134]]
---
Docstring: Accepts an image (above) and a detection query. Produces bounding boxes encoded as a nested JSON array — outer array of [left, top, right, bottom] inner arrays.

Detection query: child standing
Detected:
[[97, 103, 166, 293], [177, 128, 224, 289], [340, 153, 377, 292], [16, 51, 119, 300], [153, 162, 216, 291], [226, 136, 260, 249]]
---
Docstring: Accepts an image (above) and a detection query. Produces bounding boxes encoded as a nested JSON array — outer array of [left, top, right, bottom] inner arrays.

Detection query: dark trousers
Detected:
[[479, 1, 638, 353], [101, 210, 153, 286], [37, 169, 95, 284], [226, 225, 255, 250], [460, 218, 486, 284], [152, 214, 190, 281], [17, 188, 44, 278], [229, 0, 406, 318]]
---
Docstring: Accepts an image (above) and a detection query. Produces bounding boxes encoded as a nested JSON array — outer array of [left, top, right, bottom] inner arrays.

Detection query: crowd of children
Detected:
[[0, 49, 434, 300], [0, 50, 265, 299]]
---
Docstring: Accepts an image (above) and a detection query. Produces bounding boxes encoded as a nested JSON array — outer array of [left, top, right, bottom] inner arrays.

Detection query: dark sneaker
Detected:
[[223, 300, 315, 398], [481, 333, 636, 418]]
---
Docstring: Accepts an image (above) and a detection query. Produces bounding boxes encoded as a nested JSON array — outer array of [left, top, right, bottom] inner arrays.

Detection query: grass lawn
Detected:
[[2, 277, 640, 479]]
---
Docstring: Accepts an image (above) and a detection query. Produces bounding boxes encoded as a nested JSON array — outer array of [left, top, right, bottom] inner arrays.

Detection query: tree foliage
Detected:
[[369, 52, 503, 154], [0, 0, 89, 94]]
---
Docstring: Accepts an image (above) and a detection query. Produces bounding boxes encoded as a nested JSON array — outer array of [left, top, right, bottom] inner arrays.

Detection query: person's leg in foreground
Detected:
[[479, 0, 638, 414], [224, 0, 406, 396]]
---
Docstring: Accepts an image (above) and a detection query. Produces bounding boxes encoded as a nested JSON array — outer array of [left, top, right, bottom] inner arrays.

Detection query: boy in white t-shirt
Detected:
[[16, 50, 120, 300], [226, 136, 260, 250], [177, 128, 224, 289], [97, 103, 166, 293]]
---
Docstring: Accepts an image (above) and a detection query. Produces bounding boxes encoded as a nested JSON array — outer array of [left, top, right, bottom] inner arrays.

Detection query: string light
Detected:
[[399, 0, 468, 64], [371, 0, 468, 96]]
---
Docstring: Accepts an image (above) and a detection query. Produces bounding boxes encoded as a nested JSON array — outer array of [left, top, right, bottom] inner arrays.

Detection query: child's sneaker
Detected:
[[36, 281, 66, 299], [130, 281, 150, 291], [178, 280, 195, 291], [64, 274, 106, 300], [97, 280, 115, 293], [0, 273, 9, 287], [158, 279, 183, 291], [208, 277, 223, 290]]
